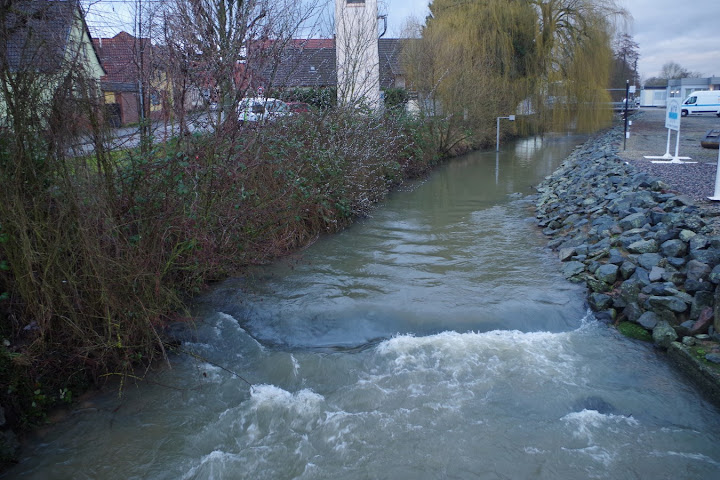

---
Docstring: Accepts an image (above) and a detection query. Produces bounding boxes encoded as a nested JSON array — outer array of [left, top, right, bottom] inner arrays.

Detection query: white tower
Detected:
[[335, 0, 381, 110]]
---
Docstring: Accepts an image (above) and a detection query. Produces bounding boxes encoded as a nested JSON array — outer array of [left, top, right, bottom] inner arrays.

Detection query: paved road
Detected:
[[72, 112, 220, 155], [618, 107, 720, 215]]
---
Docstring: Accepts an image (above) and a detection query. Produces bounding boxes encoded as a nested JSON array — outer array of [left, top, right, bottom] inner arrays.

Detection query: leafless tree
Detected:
[[161, 0, 323, 133]]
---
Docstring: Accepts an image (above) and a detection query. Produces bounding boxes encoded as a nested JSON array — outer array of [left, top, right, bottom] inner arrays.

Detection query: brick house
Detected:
[[93, 31, 167, 126]]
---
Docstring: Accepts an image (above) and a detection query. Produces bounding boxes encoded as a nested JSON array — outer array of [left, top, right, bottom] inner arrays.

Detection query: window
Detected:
[[267, 101, 283, 113], [685, 96, 697, 105], [347, 0, 365, 4]]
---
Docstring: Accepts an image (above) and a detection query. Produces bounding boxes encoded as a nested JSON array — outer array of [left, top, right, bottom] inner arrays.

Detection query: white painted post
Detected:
[[496, 115, 515, 152], [709, 144, 720, 201], [663, 128, 672, 157]]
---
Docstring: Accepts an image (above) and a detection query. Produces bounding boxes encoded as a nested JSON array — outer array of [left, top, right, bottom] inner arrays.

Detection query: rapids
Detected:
[[8, 135, 720, 479]]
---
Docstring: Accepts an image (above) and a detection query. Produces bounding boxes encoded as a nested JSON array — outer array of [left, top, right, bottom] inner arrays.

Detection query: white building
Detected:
[[638, 86, 667, 108], [639, 77, 720, 108], [667, 77, 720, 100], [335, 0, 381, 110]]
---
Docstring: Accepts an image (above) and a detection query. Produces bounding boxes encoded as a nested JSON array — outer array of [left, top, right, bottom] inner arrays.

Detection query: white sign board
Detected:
[[665, 97, 681, 131]]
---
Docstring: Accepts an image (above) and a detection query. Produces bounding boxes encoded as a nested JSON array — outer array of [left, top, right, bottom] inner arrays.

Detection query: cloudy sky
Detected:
[[381, 0, 720, 81]]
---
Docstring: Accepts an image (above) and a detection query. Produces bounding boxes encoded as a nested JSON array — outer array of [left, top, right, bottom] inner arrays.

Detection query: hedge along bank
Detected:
[[0, 107, 450, 466], [533, 122, 720, 405]]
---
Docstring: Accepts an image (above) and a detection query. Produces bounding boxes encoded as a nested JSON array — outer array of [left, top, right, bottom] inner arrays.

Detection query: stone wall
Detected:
[[533, 122, 720, 400]]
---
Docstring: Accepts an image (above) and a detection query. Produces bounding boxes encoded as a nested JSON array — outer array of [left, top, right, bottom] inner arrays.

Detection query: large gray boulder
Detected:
[[637, 253, 663, 269], [686, 260, 711, 282], [619, 212, 647, 231], [647, 295, 688, 313], [628, 239, 659, 254], [562, 261, 585, 279], [652, 321, 678, 349], [595, 264, 619, 284], [661, 239, 687, 258], [637, 311, 659, 329]]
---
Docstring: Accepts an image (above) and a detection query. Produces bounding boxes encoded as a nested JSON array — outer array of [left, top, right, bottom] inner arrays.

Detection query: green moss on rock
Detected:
[[617, 321, 653, 342]]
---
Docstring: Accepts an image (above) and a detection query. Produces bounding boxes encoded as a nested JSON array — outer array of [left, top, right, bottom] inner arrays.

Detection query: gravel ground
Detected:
[[616, 108, 720, 215]]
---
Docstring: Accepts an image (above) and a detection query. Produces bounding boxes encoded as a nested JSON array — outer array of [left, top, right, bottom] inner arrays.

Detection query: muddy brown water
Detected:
[[7, 134, 720, 480]]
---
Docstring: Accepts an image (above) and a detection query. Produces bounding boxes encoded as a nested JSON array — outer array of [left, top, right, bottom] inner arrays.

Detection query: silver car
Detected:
[[238, 97, 291, 124]]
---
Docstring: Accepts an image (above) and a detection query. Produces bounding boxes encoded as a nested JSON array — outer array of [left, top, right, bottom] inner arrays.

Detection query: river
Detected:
[[8, 134, 720, 479]]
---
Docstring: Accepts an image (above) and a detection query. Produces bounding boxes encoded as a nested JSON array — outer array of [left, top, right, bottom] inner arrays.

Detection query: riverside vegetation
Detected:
[[0, 0, 634, 466], [1, 102, 516, 464]]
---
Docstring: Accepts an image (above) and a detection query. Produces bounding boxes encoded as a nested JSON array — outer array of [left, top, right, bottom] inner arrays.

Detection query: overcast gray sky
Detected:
[[382, 0, 720, 81]]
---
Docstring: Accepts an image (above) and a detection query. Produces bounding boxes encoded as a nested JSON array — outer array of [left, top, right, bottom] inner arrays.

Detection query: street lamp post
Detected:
[[496, 115, 516, 152]]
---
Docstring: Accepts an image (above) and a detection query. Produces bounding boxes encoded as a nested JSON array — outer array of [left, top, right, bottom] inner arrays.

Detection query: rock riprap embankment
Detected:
[[533, 124, 720, 398]]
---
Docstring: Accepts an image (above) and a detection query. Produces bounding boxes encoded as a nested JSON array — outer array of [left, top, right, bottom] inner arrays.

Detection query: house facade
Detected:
[[258, 38, 405, 92], [1, 0, 105, 127], [639, 77, 720, 108], [667, 77, 720, 100], [638, 85, 667, 108], [93, 32, 169, 126]]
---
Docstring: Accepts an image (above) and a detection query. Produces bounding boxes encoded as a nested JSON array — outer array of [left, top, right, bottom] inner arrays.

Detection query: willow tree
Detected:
[[403, 0, 538, 152], [405, 0, 624, 142], [526, 0, 624, 131]]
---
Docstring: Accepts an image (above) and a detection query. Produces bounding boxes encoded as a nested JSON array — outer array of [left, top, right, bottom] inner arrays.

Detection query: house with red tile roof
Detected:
[[93, 31, 167, 126]]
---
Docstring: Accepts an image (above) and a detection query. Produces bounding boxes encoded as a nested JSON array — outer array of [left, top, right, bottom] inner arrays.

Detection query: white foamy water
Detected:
[[14, 318, 720, 480]]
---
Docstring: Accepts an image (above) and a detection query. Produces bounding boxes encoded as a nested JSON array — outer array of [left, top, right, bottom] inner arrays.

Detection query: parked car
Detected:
[[286, 101, 311, 113], [238, 97, 291, 124]]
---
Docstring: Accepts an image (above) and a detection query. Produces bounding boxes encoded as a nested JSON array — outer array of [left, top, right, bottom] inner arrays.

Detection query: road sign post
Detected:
[[644, 97, 694, 163], [623, 81, 629, 150], [709, 144, 720, 201]]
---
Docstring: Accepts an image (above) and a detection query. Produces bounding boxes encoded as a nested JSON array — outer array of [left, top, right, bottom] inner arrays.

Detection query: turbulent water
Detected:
[[8, 135, 720, 479]]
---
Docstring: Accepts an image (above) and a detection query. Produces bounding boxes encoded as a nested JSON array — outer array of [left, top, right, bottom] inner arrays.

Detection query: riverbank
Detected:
[[0, 111, 444, 468], [534, 109, 720, 407]]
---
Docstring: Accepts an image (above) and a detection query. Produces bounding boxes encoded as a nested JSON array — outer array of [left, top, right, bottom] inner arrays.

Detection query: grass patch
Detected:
[[688, 344, 720, 370]]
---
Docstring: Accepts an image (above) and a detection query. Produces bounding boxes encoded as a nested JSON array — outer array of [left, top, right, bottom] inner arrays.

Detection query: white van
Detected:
[[680, 90, 720, 117]]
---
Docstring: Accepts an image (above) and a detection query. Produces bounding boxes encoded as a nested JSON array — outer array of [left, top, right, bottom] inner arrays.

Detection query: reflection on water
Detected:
[[515, 136, 544, 161]]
